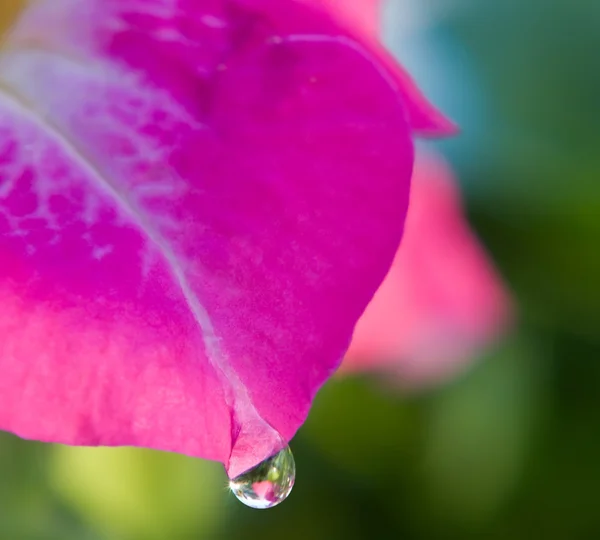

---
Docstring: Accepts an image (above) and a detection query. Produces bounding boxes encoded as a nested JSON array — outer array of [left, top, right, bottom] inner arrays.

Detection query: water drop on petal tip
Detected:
[[229, 446, 295, 509]]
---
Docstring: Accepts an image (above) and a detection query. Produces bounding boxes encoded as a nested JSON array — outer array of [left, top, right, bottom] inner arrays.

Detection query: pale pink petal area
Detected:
[[343, 153, 512, 387], [316, 0, 382, 37], [0, 0, 454, 477]]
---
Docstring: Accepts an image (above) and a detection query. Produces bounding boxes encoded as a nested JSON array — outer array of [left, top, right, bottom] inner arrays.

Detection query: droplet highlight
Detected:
[[229, 445, 295, 509]]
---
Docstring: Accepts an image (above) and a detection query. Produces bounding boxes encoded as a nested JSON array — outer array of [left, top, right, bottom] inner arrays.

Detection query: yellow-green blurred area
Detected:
[[1, 0, 600, 538]]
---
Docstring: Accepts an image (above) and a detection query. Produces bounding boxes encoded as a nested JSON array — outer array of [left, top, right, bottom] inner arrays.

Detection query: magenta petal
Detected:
[[302, 0, 458, 137], [0, 0, 437, 476]]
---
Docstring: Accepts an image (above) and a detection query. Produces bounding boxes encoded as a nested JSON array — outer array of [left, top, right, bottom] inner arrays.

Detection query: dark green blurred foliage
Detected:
[[2, 0, 599, 538]]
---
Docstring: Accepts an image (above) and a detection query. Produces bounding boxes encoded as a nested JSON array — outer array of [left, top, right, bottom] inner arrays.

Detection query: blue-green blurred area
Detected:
[[2, 0, 600, 538]]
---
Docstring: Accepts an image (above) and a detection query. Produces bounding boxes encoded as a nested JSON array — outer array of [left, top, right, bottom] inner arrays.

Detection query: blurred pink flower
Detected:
[[342, 153, 512, 386]]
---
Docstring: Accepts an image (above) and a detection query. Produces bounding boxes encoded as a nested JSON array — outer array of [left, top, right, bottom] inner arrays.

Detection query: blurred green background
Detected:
[[1, 0, 599, 538]]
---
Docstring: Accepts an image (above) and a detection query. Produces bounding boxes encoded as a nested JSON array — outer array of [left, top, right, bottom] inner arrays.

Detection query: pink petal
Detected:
[[343, 152, 512, 387], [0, 0, 451, 476], [304, 0, 458, 136], [315, 0, 383, 37]]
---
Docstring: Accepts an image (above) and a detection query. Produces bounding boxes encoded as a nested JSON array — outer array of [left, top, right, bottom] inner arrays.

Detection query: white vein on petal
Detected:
[[0, 95, 101, 247], [7, 0, 228, 58], [0, 6, 274, 460], [0, 74, 274, 452]]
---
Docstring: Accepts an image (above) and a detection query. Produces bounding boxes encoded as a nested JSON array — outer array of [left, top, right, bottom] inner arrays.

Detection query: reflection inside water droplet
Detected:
[[229, 445, 295, 509]]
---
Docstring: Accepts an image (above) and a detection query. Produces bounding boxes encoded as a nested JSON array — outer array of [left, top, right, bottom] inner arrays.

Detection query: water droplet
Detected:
[[229, 445, 295, 509]]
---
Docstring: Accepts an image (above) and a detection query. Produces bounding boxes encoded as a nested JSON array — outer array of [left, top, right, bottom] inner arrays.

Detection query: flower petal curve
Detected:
[[303, 0, 458, 136], [0, 0, 450, 476]]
